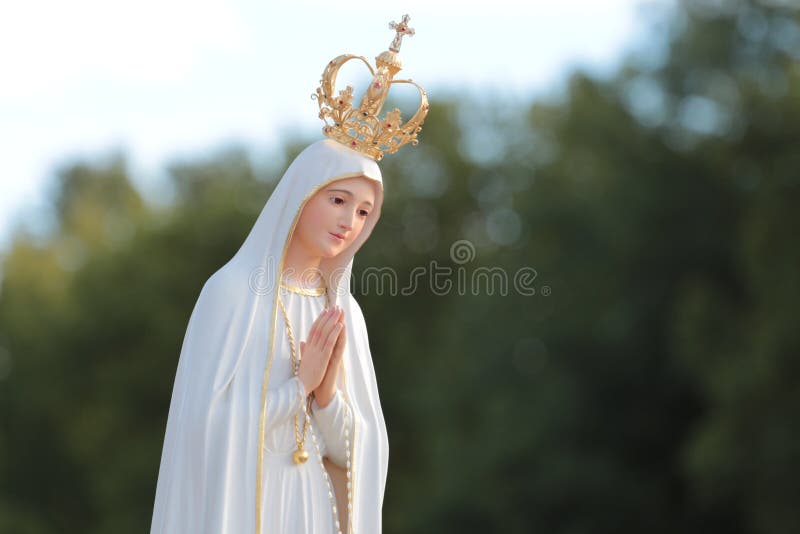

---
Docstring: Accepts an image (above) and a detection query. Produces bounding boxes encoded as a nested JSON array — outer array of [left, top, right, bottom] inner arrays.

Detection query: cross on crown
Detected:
[[389, 15, 415, 53]]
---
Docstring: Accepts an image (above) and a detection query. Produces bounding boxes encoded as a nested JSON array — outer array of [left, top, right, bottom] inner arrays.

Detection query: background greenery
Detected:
[[1, 1, 798, 532]]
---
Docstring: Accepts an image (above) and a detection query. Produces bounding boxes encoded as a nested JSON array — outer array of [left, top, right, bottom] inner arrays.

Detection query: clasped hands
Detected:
[[298, 305, 346, 409]]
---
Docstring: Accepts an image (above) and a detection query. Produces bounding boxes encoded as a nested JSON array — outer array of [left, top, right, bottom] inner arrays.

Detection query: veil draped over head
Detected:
[[150, 139, 389, 534]]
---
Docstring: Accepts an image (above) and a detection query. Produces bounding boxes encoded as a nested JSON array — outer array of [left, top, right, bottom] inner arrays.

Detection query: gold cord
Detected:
[[280, 280, 327, 297], [276, 280, 330, 461]]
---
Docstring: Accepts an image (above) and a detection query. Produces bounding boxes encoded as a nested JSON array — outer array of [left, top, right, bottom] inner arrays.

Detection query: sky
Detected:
[[0, 0, 669, 251]]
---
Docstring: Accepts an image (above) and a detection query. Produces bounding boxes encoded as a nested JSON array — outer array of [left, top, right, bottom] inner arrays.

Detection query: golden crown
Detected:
[[312, 14, 429, 161]]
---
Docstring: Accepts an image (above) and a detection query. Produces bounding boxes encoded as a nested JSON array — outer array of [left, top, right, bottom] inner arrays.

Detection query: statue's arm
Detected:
[[311, 389, 352, 467], [265, 375, 308, 432]]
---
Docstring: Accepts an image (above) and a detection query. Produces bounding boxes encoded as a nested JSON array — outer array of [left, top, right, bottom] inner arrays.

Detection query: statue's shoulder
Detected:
[[198, 261, 253, 304]]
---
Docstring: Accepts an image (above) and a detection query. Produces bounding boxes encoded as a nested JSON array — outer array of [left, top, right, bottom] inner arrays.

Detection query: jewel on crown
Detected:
[[312, 14, 429, 161]]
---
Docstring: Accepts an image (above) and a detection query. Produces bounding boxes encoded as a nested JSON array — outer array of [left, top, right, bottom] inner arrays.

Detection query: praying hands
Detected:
[[298, 305, 347, 407]]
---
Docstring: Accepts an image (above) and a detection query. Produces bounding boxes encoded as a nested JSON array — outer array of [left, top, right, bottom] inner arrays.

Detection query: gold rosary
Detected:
[[276, 279, 329, 465]]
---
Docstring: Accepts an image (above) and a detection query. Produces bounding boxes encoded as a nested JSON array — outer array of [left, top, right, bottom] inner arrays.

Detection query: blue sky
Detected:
[[0, 0, 667, 251]]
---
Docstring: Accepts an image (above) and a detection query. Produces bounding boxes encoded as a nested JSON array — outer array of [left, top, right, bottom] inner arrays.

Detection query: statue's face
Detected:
[[293, 176, 377, 261]]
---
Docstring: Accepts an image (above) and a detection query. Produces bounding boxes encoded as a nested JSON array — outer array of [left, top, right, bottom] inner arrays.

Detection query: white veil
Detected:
[[150, 138, 389, 534]]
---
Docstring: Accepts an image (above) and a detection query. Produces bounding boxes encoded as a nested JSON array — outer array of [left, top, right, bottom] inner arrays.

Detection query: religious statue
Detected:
[[150, 14, 429, 534]]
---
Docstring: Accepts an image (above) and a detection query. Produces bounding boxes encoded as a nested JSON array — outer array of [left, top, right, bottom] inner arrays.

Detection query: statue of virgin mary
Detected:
[[149, 14, 427, 534], [150, 139, 387, 534]]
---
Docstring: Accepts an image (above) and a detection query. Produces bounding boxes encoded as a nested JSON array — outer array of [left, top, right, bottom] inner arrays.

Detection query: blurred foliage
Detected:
[[1, 1, 799, 532]]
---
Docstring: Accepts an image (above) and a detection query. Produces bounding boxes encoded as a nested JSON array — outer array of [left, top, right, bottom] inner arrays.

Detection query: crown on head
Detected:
[[312, 14, 429, 161]]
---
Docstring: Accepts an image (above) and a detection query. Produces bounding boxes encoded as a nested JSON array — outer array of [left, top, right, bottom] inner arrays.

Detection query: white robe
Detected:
[[262, 286, 353, 533], [150, 139, 389, 534]]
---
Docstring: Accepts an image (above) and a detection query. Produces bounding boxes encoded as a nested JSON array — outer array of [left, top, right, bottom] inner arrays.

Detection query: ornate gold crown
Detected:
[[312, 14, 429, 161]]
